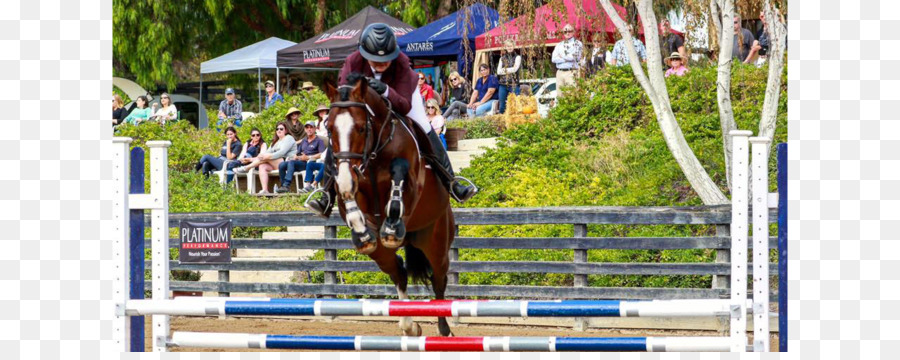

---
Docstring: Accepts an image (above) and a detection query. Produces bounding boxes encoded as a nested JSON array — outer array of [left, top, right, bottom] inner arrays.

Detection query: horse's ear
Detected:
[[324, 82, 338, 101], [353, 76, 368, 101]]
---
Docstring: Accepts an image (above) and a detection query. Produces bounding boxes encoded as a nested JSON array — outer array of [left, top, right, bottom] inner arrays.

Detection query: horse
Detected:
[[321, 74, 455, 336]]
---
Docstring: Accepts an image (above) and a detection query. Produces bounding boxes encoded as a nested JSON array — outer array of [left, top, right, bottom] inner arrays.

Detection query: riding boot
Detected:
[[306, 151, 336, 217], [425, 130, 477, 202]]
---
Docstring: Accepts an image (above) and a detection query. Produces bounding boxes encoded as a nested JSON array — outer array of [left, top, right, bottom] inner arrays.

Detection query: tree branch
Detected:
[[758, 0, 787, 146], [714, 0, 737, 192]]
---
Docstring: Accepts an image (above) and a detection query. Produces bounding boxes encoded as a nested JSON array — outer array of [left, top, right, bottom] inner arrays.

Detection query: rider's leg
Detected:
[[408, 89, 477, 203], [306, 150, 337, 217]]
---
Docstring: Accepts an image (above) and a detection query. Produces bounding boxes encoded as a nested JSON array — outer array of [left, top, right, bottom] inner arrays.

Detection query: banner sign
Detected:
[[179, 220, 232, 264]]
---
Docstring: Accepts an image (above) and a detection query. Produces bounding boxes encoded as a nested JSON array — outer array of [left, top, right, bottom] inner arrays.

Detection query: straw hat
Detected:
[[314, 104, 329, 116], [284, 107, 301, 119], [665, 52, 683, 66], [301, 81, 316, 90]]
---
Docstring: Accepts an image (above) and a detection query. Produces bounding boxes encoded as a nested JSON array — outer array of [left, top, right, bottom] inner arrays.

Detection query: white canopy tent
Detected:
[[200, 37, 297, 111]]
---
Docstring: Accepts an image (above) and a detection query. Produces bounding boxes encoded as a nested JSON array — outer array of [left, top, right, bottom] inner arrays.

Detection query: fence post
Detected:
[[777, 143, 788, 352], [113, 137, 132, 352], [573, 224, 588, 331], [750, 137, 771, 352], [729, 130, 752, 352], [128, 147, 145, 351], [147, 141, 172, 352], [324, 225, 338, 294], [448, 225, 460, 286]]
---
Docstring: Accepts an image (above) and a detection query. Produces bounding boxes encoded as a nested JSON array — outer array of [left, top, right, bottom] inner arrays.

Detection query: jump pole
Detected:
[[750, 137, 772, 352], [729, 130, 752, 352]]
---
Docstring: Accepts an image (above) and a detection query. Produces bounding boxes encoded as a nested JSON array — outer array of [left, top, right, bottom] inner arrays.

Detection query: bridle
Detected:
[[328, 85, 397, 177]]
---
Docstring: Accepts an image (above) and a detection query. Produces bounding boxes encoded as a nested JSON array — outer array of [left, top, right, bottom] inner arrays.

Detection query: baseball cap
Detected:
[[265, 80, 275, 87], [225, 88, 235, 95], [304, 121, 317, 128]]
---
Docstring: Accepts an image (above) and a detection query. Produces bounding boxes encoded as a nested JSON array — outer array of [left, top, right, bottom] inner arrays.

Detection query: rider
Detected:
[[306, 23, 478, 216]]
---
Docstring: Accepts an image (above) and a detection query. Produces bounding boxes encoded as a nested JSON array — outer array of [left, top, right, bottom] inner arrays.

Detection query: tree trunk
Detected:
[[599, 0, 729, 205], [713, 0, 738, 192], [315, 0, 327, 34], [437, 0, 453, 18], [758, 0, 787, 146]]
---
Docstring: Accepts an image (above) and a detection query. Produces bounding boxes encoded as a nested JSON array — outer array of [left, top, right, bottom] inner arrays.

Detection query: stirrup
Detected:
[[449, 176, 478, 202], [304, 187, 331, 212], [384, 180, 405, 219]]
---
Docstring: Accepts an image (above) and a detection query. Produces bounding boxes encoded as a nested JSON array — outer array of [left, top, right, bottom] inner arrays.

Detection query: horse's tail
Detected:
[[404, 244, 432, 289]]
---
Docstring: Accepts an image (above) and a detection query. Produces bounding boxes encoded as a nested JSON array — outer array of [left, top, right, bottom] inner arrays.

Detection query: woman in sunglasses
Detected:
[[234, 122, 297, 194], [425, 98, 447, 150], [227, 128, 267, 173], [418, 72, 435, 102], [194, 126, 243, 178], [442, 71, 471, 121], [149, 92, 177, 124]]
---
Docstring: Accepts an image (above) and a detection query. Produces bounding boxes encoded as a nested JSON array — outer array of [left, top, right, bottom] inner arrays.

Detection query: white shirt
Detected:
[[153, 104, 177, 122], [551, 37, 584, 70]]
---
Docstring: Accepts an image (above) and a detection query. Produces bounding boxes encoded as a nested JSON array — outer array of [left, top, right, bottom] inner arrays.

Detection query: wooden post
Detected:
[[217, 271, 230, 297], [324, 226, 337, 301], [448, 225, 460, 285], [573, 224, 588, 331]]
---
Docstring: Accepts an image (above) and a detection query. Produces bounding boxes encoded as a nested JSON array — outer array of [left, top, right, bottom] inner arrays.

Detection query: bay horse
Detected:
[[321, 74, 455, 336]]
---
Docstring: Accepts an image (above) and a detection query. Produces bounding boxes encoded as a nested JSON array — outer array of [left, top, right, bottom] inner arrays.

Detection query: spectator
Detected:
[[112, 94, 127, 126], [659, 19, 687, 68], [284, 107, 304, 142], [425, 98, 446, 150], [264, 80, 284, 109], [442, 71, 471, 121], [610, 27, 648, 67], [754, 10, 770, 67], [193, 126, 243, 177], [229, 128, 268, 180], [313, 104, 330, 139], [301, 81, 317, 92], [275, 121, 326, 194], [123, 95, 152, 124], [466, 63, 499, 118], [665, 52, 689, 77], [551, 24, 584, 88], [497, 40, 522, 114], [586, 33, 607, 76], [426, 74, 435, 88], [217, 88, 243, 130], [234, 122, 297, 194], [149, 92, 177, 124], [732, 13, 757, 64], [418, 73, 435, 102]]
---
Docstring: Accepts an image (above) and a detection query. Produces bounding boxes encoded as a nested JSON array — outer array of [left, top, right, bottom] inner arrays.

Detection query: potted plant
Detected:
[[444, 120, 467, 151]]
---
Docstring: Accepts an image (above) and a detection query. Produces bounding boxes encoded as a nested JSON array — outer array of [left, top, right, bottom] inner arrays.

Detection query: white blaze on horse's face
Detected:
[[334, 111, 355, 199]]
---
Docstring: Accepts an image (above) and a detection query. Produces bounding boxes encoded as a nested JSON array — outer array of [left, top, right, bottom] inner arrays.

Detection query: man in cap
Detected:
[[264, 80, 284, 109], [217, 88, 243, 131], [305, 22, 478, 217], [301, 81, 317, 92], [276, 120, 327, 194]]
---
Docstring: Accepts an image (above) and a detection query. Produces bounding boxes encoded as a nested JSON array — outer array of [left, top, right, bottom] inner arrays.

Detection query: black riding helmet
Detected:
[[358, 23, 400, 62]]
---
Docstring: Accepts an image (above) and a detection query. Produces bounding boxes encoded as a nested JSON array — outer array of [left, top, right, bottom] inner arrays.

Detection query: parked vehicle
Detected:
[[520, 78, 557, 118], [114, 77, 209, 128]]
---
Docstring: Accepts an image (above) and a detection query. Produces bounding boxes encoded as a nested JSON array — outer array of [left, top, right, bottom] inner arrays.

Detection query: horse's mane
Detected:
[[340, 72, 368, 101]]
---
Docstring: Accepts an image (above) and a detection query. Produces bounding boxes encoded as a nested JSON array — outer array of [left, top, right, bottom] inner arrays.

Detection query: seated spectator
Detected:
[[418, 73, 435, 102], [149, 92, 177, 124], [466, 64, 499, 118], [193, 126, 242, 178], [665, 52, 689, 77], [425, 98, 446, 150], [284, 107, 304, 142], [228, 128, 268, 181], [442, 71, 471, 121], [234, 122, 296, 194], [123, 95, 152, 124], [313, 104, 330, 139], [609, 28, 648, 67], [112, 94, 127, 126], [264, 80, 284, 109], [216, 88, 243, 131], [275, 121, 327, 194]]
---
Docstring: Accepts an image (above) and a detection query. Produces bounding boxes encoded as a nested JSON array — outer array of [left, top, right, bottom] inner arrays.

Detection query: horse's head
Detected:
[[324, 73, 389, 200]]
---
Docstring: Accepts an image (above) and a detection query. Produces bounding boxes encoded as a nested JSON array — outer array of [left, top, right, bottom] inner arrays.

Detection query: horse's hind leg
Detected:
[[424, 211, 454, 336], [380, 158, 409, 249], [370, 248, 421, 336]]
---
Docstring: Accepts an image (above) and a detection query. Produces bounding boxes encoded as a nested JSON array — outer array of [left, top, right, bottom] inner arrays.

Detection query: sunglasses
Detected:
[[419, 77, 425, 80], [564, 29, 574, 33], [251, 133, 260, 137], [277, 127, 285, 131], [427, 106, 436, 109], [265, 84, 274, 88]]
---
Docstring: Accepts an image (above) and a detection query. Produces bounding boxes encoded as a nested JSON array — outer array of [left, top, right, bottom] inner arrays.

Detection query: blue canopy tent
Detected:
[[397, 3, 499, 79]]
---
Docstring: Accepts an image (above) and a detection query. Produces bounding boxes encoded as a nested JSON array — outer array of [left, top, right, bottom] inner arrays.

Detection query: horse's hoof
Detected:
[[379, 220, 406, 248], [351, 229, 377, 255]]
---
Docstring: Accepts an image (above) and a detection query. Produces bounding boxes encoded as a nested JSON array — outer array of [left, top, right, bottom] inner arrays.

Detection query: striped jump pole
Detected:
[[125, 298, 738, 318], [169, 332, 732, 352]]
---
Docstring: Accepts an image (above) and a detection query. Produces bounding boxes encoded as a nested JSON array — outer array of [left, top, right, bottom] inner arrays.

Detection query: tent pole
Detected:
[[258, 67, 262, 112], [276, 67, 280, 94]]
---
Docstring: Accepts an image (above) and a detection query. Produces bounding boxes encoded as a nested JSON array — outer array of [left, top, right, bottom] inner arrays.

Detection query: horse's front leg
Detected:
[[380, 158, 409, 248], [336, 161, 377, 254]]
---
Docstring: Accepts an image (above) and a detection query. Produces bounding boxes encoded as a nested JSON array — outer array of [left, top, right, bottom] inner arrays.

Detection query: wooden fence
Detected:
[[147, 206, 780, 301]]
